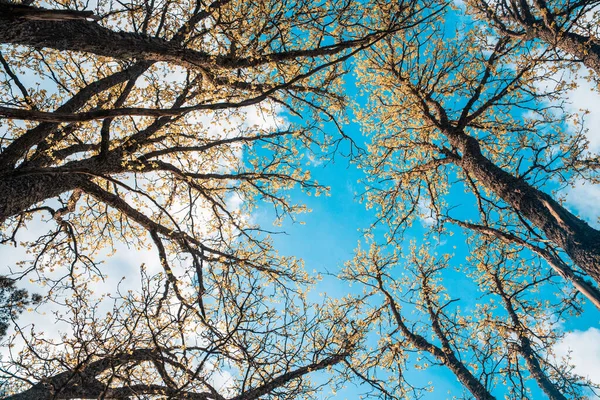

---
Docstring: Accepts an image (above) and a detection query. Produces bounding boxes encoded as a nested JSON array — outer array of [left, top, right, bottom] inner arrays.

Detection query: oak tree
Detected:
[[0, 0, 427, 397], [340, 241, 597, 399], [468, 0, 600, 78], [356, 5, 600, 306], [1, 266, 357, 399]]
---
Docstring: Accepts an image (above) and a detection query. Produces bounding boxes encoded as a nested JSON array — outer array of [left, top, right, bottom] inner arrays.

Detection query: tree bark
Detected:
[[0, 6, 227, 70], [0, 5, 373, 71], [446, 129, 600, 284], [533, 27, 600, 77], [0, 172, 86, 224], [0, 3, 99, 21]]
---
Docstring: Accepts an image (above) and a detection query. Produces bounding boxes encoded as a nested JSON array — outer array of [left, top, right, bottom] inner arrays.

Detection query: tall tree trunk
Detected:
[[0, 8, 214, 70], [533, 27, 600, 77], [446, 129, 600, 284], [0, 4, 378, 71]]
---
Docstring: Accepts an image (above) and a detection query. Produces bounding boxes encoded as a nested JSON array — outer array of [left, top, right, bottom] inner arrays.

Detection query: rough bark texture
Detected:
[[534, 27, 600, 77], [0, 7, 214, 70], [447, 129, 600, 284], [0, 173, 85, 223], [0, 3, 99, 21], [0, 4, 370, 71]]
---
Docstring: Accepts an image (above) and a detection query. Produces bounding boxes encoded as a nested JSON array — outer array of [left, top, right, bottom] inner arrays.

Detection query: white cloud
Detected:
[[553, 327, 600, 395], [226, 191, 244, 212], [305, 151, 324, 167], [564, 181, 600, 228], [530, 68, 600, 226], [561, 75, 600, 153], [242, 102, 285, 132], [556, 72, 600, 227]]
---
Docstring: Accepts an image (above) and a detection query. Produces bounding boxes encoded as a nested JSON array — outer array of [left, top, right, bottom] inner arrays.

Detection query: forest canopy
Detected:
[[0, 0, 599, 398]]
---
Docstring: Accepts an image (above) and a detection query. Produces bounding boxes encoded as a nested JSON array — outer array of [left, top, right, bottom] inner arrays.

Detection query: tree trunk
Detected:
[[447, 129, 600, 284], [0, 172, 85, 224], [533, 26, 600, 78], [0, 7, 213, 70]]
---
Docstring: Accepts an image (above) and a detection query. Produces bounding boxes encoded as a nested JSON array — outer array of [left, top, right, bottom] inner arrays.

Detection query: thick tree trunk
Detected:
[[0, 147, 131, 224], [0, 3, 99, 21], [4, 385, 54, 400], [447, 130, 600, 283], [0, 4, 369, 71], [0, 173, 85, 224], [534, 26, 600, 78], [0, 6, 214, 70]]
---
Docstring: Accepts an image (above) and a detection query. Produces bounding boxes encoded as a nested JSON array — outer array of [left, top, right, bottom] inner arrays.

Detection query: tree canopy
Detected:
[[0, 0, 598, 398], [356, 0, 600, 305]]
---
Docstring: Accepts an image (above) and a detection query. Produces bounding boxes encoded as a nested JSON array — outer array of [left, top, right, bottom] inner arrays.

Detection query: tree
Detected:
[[356, 5, 600, 305], [2, 0, 597, 398], [1, 266, 357, 399], [0, 0, 432, 397], [467, 0, 600, 78], [346, 6, 600, 397], [0, 0, 429, 294], [339, 241, 597, 399]]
